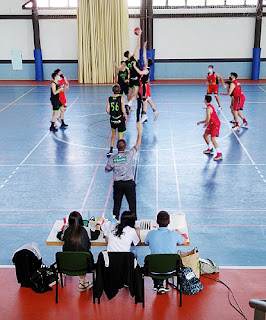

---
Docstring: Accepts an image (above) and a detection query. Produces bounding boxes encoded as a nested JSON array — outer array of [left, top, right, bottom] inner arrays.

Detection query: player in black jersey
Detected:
[[50, 71, 68, 132], [133, 41, 158, 123], [116, 61, 130, 114], [106, 84, 127, 157], [116, 61, 129, 95], [123, 29, 142, 111]]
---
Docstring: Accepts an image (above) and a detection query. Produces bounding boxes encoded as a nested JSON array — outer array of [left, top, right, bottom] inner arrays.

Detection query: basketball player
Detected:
[[50, 71, 68, 132], [123, 29, 142, 111], [106, 84, 127, 157], [224, 80, 235, 124], [116, 61, 130, 114], [206, 65, 226, 111], [221, 72, 248, 130], [197, 95, 222, 161], [54, 69, 69, 108], [132, 41, 159, 123]]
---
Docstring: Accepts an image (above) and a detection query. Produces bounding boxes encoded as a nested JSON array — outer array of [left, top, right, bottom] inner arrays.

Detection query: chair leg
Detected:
[[56, 277, 58, 303], [142, 274, 145, 308], [60, 273, 64, 288], [92, 271, 96, 304]]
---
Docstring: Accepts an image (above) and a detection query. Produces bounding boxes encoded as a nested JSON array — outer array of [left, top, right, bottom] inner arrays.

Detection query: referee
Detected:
[[105, 122, 143, 220]]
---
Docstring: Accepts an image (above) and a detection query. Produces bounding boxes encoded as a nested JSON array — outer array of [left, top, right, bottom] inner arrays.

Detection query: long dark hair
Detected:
[[67, 211, 84, 250], [114, 211, 136, 238]]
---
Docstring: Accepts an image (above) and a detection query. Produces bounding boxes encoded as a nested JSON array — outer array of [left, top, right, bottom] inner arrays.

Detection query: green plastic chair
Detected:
[[55, 251, 95, 303], [143, 254, 183, 307]]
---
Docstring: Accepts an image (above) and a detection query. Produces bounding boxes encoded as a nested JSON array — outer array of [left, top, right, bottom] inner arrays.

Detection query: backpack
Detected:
[[180, 267, 203, 295], [30, 264, 56, 293], [199, 258, 219, 275], [12, 247, 42, 287]]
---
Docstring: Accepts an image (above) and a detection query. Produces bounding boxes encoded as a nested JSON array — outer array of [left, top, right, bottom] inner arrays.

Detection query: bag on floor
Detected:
[[180, 267, 203, 295], [30, 264, 56, 293], [179, 248, 200, 279], [12, 243, 42, 287], [199, 258, 219, 275]]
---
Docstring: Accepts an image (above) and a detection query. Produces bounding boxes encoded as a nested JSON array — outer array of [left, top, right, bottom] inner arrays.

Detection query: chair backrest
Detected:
[[56, 251, 93, 276], [144, 254, 182, 278]]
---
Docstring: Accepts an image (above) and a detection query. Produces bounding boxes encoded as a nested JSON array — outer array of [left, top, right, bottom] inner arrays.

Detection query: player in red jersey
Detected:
[[197, 95, 222, 161], [206, 65, 226, 111], [54, 69, 69, 108], [132, 41, 158, 123], [221, 72, 248, 130]]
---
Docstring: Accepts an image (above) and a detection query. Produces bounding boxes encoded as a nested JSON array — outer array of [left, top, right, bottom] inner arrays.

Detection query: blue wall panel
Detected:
[[3, 61, 266, 80]]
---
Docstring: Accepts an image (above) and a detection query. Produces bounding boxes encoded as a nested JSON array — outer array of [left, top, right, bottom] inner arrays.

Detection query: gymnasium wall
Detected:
[[0, 1, 265, 80]]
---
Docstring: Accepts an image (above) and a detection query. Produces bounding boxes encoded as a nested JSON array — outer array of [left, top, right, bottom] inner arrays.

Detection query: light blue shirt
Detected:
[[144, 227, 184, 254]]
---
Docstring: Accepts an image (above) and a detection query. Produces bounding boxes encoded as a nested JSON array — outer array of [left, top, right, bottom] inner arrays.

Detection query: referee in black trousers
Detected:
[[105, 122, 143, 220]]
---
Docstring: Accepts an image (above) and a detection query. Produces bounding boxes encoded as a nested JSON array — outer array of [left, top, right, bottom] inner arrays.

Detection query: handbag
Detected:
[[199, 258, 219, 275], [179, 248, 200, 279], [180, 267, 203, 295]]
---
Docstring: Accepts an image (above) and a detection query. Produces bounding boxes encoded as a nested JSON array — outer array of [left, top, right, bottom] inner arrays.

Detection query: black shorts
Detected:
[[110, 118, 126, 134], [51, 99, 63, 111], [119, 82, 129, 95], [129, 78, 140, 89]]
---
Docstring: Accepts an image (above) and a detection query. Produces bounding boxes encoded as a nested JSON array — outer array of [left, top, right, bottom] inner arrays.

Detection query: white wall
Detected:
[[39, 19, 78, 60], [154, 17, 255, 59], [0, 20, 34, 60]]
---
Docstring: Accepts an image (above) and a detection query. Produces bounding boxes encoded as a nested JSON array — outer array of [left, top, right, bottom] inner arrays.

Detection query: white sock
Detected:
[[207, 145, 210, 149], [215, 148, 220, 153]]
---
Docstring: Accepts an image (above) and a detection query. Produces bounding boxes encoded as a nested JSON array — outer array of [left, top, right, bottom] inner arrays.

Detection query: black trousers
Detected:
[[113, 180, 136, 219]]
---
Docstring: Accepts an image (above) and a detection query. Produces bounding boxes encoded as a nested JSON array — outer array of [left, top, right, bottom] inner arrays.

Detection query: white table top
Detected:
[[46, 218, 190, 246]]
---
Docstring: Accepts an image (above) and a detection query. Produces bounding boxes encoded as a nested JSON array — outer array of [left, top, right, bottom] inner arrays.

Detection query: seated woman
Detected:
[[57, 211, 103, 292], [105, 211, 141, 252]]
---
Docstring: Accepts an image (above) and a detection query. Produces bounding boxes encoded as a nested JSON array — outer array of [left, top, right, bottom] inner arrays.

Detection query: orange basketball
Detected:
[[134, 27, 140, 35]]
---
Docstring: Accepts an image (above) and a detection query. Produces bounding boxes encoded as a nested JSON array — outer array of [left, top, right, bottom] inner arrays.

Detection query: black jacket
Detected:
[[94, 251, 143, 303]]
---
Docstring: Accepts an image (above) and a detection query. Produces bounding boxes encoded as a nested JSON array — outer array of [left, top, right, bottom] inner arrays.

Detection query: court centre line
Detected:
[[167, 102, 182, 210], [80, 130, 112, 215], [0, 87, 36, 113], [0, 97, 79, 189], [102, 178, 113, 218], [220, 108, 266, 184]]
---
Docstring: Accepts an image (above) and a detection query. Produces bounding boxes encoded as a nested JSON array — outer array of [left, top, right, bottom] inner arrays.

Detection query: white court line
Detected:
[[167, 103, 182, 210], [220, 266, 266, 269], [0, 97, 79, 188], [2, 163, 266, 167], [220, 109, 266, 184]]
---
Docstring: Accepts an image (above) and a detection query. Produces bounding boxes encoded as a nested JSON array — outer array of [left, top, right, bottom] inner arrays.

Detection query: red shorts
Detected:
[[205, 124, 220, 137], [59, 92, 67, 106], [233, 94, 245, 111], [207, 84, 218, 95], [140, 83, 150, 101]]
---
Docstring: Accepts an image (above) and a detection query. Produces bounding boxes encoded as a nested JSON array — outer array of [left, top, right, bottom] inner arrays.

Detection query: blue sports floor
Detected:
[[0, 83, 266, 267]]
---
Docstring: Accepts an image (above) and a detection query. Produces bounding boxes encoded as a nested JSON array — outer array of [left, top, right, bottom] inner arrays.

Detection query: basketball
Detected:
[[134, 27, 140, 35]]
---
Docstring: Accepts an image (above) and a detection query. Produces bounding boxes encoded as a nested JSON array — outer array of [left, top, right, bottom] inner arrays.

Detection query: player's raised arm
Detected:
[[135, 122, 143, 151], [133, 29, 142, 59], [143, 41, 147, 67]]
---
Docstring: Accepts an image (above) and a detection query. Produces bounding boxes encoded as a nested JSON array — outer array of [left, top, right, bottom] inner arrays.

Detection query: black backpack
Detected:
[[12, 249, 42, 288], [30, 265, 55, 293]]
